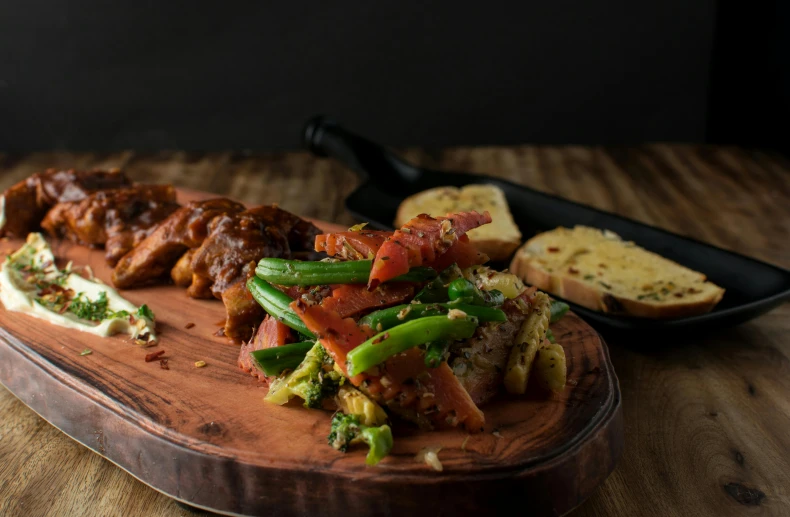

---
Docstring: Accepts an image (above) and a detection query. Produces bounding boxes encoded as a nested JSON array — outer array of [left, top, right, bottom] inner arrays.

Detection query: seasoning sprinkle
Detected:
[[145, 350, 165, 362]]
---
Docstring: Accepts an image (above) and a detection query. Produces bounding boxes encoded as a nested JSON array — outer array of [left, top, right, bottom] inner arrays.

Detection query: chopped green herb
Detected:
[[583, 274, 595, 281], [80, 349, 92, 356], [68, 291, 110, 322], [598, 281, 612, 289], [546, 328, 556, 344], [136, 304, 155, 321]]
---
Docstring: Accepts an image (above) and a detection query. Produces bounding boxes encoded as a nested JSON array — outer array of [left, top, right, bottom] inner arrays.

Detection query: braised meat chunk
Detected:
[[171, 249, 196, 287], [112, 198, 245, 289], [191, 206, 290, 299], [41, 185, 180, 265], [190, 205, 321, 340], [0, 168, 132, 238], [222, 281, 264, 343]]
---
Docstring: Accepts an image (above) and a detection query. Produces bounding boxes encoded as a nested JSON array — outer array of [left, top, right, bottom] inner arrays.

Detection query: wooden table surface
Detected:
[[0, 146, 788, 517]]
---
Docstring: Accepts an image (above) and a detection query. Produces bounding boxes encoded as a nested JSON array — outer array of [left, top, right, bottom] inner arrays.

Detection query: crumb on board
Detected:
[[415, 446, 443, 471], [194, 360, 207, 368], [185, 322, 195, 329], [159, 358, 169, 370]]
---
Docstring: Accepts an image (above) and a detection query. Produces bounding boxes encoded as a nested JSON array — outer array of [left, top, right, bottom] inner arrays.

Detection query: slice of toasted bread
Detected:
[[395, 184, 522, 262], [509, 226, 725, 319]]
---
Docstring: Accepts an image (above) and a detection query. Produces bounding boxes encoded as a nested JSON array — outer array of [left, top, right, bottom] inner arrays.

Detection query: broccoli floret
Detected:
[[265, 343, 343, 409], [328, 412, 393, 466]]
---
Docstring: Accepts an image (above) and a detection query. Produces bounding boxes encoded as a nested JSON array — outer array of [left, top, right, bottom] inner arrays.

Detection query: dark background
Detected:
[[0, 1, 786, 152]]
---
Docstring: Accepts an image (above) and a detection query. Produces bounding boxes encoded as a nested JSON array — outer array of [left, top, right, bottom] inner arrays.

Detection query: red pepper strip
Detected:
[[321, 283, 414, 319], [238, 315, 293, 382], [314, 230, 392, 260], [371, 348, 486, 433], [145, 350, 165, 362], [290, 300, 374, 386], [368, 211, 492, 289]]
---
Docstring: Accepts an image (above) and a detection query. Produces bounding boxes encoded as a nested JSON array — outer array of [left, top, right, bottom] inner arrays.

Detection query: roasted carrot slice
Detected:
[[315, 230, 392, 260], [290, 300, 374, 385], [426, 235, 488, 272], [369, 211, 492, 289], [374, 348, 486, 433], [238, 315, 293, 382], [321, 283, 414, 319]]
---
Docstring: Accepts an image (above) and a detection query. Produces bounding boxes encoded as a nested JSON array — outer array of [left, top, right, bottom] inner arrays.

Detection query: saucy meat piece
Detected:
[[41, 185, 180, 265], [0, 168, 132, 238], [189, 205, 321, 341], [112, 198, 245, 289], [190, 205, 321, 299], [222, 280, 265, 343], [170, 249, 196, 287], [448, 295, 531, 406]]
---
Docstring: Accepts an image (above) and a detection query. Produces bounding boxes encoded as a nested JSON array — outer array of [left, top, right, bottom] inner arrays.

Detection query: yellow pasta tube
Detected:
[[533, 343, 567, 392], [505, 292, 550, 394]]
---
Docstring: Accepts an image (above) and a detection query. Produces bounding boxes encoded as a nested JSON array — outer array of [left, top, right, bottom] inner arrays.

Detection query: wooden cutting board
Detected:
[[0, 189, 623, 517]]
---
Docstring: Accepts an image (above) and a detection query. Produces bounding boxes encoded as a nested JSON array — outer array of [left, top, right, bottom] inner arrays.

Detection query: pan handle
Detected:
[[302, 116, 422, 192]]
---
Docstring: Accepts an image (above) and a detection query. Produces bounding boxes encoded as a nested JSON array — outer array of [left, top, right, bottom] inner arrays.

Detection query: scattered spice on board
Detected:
[[184, 322, 195, 329], [145, 350, 165, 362], [159, 359, 169, 370]]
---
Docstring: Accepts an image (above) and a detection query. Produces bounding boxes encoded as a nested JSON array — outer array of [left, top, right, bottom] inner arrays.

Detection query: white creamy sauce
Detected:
[[0, 233, 157, 342]]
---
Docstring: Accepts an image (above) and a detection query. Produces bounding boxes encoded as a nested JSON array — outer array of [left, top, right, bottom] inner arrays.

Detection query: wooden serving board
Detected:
[[0, 190, 623, 517]]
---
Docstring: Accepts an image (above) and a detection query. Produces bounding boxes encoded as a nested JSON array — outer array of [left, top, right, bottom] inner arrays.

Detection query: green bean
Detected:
[[346, 316, 479, 376], [358, 302, 506, 332], [413, 263, 464, 303], [256, 258, 436, 286], [550, 300, 570, 323], [250, 341, 314, 376], [246, 277, 315, 338], [424, 340, 451, 368], [447, 278, 505, 307]]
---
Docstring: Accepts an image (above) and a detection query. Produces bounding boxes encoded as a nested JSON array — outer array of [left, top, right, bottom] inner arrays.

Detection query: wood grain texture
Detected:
[[0, 146, 789, 517]]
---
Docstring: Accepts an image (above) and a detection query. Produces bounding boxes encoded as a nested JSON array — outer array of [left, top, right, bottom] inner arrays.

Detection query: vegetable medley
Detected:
[[244, 211, 569, 466]]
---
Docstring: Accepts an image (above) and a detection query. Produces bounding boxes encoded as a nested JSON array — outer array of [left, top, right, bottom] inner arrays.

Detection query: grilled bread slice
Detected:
[[395, 184, 521, 261], [509, 226, 725, 319]]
